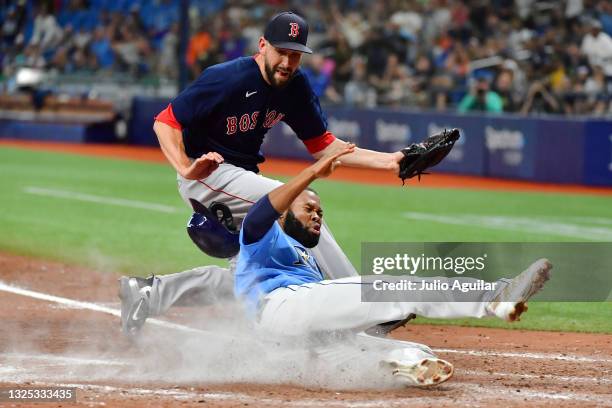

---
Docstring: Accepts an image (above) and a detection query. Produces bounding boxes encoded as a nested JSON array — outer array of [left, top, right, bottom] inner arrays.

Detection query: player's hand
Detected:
[[181, 152, 224, 180], [311, 143, 355, 179]]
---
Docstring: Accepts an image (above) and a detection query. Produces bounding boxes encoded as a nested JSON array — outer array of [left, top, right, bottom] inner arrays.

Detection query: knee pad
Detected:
[[187, 199, 239, 259]]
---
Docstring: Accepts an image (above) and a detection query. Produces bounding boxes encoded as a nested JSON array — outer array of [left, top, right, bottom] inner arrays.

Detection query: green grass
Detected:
[[1, 146, 611, 333], [414, 302, 612, 333]]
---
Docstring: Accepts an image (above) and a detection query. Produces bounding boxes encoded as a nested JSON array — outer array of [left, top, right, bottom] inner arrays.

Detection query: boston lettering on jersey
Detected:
[[155, 56, 336, 173], [225, 109, 284, 135]]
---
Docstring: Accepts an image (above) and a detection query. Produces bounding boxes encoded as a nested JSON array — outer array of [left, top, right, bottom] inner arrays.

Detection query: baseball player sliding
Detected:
[[119, 11, 458, 334], [235, 144, 552, 386]]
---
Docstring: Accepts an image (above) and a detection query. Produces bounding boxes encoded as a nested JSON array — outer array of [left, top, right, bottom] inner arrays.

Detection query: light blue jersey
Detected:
[[235, 220, 323, 313]]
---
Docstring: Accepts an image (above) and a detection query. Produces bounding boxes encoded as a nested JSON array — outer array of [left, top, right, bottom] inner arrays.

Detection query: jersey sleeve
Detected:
[[154, 104, 182, 130], [302, 131, 336, 154], [170, 67, 226, 129], [241, 194, 281, 245], [239, 195, 282, 255], [283, 73, 335, 154]]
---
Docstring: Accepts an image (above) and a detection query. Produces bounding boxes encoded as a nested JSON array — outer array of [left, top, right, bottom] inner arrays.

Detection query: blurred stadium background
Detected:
[[1, 0, 612, 184]]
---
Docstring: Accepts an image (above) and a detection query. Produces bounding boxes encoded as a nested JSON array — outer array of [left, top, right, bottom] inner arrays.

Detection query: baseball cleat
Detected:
[[488, 258, 552, 322], [118, 276, 153, 336], [384, 358, 454, 387]]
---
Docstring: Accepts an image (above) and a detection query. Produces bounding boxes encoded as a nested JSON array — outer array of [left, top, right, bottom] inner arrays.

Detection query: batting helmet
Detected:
[[187, 199, 239, 259]]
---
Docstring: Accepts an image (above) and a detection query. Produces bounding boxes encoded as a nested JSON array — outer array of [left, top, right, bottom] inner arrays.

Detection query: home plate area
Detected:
[[0, 253, 610, 407]]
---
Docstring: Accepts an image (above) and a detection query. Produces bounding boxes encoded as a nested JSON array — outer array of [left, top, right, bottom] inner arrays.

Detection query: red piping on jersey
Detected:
[[196, 180, 255, 204], [155, 104, 182, 130], [303, 131, 336, 154]]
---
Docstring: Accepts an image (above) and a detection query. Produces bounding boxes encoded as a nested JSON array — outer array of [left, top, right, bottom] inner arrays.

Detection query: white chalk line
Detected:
[[443, 347, 612, 364], [433, 348, 612, 364], [2, 280, 611, 366], [1, 280, 611, 365], [0, 281, 207, 335], [458, 383, 612, 405], [1, 353, 129, 367], [5, 352, 607, 387], [458, 369, 612, 385], [402, 211, 612, 241], [23, 186, 180, 213], [1, 281, 612, 406]]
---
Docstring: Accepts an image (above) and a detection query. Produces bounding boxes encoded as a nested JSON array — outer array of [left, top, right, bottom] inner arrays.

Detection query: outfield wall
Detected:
[[126, 98, 611, 186], [0, 117, 116, 144], [261, 108, 612, 187], [1, 97, 610, 186]]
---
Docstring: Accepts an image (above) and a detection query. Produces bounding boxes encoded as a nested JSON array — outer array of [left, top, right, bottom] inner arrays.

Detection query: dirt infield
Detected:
[[1, 252, 611, 407]]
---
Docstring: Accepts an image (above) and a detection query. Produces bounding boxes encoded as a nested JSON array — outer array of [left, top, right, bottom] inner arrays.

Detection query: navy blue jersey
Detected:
[[169, 57, 329, 172]]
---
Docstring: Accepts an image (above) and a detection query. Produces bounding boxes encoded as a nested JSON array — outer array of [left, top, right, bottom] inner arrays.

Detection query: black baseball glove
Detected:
[[398, 128, 461, 184]]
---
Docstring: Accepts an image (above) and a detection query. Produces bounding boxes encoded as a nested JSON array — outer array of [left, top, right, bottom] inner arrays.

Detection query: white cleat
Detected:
[[383, 358, 454, 387], [487, 258, 552, 322]]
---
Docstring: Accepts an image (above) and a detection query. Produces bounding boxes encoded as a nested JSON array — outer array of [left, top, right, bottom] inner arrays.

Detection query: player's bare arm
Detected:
[[311, 138, 403, 174], [269, 143, 355, 213], [312, 129, 460, 183], [153, 120, 224, 180]]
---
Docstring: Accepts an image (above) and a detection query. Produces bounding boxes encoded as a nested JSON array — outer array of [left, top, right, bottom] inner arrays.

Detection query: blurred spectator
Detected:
[[458, 76, 503, 113], [90, 26, 114, 69], [302, 54, 337, 102], [2, 0, 612, 117], [112, 25, 151, 75], [600, 1, 612, 36], [376, 53, 412, 106], [389, 3, 423, 41], [584, 65, 606, 97], [158, 23, 179, 79], [409, 54, 433, 105], [318, 26, 353, 90], [581, 19, 612, 76], [520, 79, 563, 115], [29, 4, 63, 54], [360, 26, 402, 94], [186, 23, 216, 77], [444, 43, 470, 80], [2, 3, 27, 48], [24, 44, 46, 69], [431, 72, 456, 110], [332, 8, 369, 49], [344, 57, 376, 107], [219, 26, 247, 62], [493, 68, 520, 112]]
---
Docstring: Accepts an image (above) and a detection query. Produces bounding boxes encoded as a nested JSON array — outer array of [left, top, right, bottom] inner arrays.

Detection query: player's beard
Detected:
[[283, 210, 320, 248], [264, 59, 294, 89]]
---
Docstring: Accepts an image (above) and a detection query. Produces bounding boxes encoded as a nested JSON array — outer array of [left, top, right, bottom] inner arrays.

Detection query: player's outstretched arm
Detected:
[[154, 120, 224, 180], [312, 138, 403, 175], [268, 143, 355, 214]]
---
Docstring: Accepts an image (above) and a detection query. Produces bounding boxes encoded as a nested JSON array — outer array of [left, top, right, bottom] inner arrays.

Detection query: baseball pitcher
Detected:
[[119, 11, 460, 336]]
